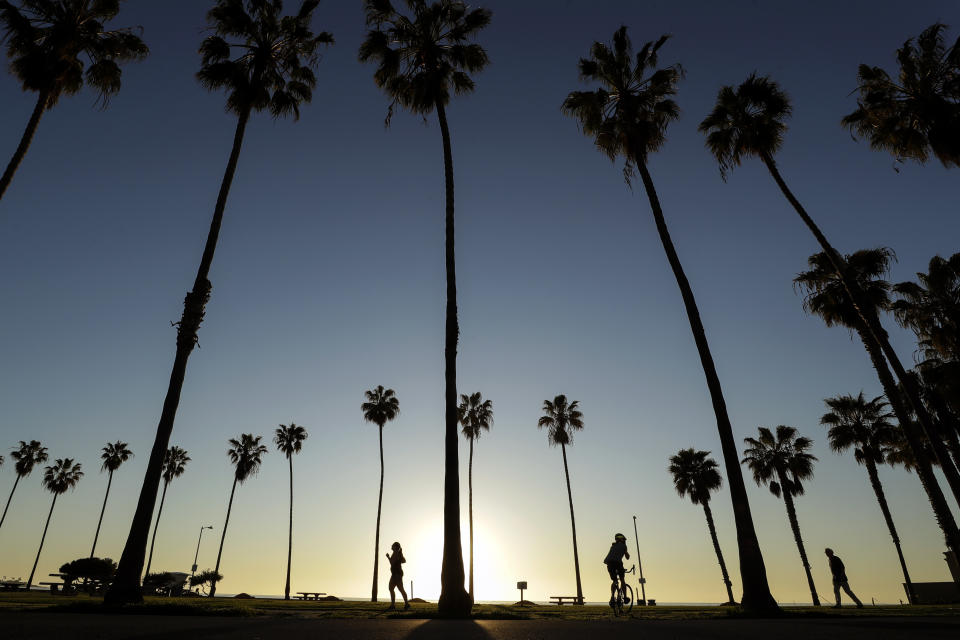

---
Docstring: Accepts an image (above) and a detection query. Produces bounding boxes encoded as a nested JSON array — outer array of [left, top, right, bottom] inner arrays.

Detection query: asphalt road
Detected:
[[2, 613, 959, 639]]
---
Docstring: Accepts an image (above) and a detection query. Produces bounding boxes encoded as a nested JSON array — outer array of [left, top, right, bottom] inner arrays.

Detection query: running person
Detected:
[[387, 541, 410, 610], [604, 533, 630, 606]]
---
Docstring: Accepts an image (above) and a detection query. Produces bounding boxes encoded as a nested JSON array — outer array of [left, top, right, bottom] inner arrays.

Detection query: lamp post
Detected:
[[192, 526, 213, 576], [632, 516, 647, 605]]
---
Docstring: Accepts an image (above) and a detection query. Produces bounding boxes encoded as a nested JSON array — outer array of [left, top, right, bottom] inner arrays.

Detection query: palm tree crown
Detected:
[[362, 385, 400, 428], [561, 26, 682, 178], [742, 426, 817, 498], [100, 441, 132, 473], [198, 0, 333, 119], [11, 440, 48, 477], [821, 393, 897, 466], [275, 423, 308, 457], [893, 253, 960, 362], [698, 73, 790, 178], [842, 22, 960, 168], [794, 248, 895, 329], [538, 395, 584, 446], [227, 434, 268, 483], [162, 446, 190, 484], [669, 448, 723, 505], [458, 392, 492, 441], [43, 458, 83, 494]]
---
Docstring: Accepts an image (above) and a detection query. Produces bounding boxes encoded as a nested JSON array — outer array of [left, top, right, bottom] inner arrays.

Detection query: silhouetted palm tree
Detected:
[[107, 1, 332, 605], [359, 0, 489, 615], [893, 253, 960, 364], [821, 393, 915, 601], [563, 27, 777, 613], [0, 0, 148, 203], [90, 441, 133, 558], [274, 423, 308, 601], [668, 448, 736, 604], [210, 434, 267, 598], [26, 458, 83, 588], [842, 23, 960, 169], [538, 395, 585, 604], [742, 426, 820, 606], [701, 74, 959, 550], [458, 391, 492, 601], [0, 440, 48, 531], [144, 446, 190, 578], [362, 385, 399, 603]]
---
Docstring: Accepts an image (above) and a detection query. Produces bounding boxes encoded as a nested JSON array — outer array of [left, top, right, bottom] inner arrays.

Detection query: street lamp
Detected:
[[192, 526, 213, 576], [632, 516, 647, 605]]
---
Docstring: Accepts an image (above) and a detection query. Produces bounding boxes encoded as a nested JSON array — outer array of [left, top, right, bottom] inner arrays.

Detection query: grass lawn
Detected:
[[1, 592, 958, 620]]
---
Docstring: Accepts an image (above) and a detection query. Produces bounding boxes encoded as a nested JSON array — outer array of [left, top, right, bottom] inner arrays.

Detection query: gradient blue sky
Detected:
[[0, 0, 957, 603]]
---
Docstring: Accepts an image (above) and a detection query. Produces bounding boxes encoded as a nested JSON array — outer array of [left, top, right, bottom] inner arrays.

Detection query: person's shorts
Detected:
[[389, 572, 404, 587], [606, 562, 625, 581]]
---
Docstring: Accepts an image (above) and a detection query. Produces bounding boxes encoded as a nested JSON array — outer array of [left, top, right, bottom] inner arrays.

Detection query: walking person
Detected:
[[825, 548, 863, 608], [387, 542, 410, 610]]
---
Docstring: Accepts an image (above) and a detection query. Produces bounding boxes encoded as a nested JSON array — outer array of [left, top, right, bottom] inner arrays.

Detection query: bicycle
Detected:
[[611, 565, 635, 616]]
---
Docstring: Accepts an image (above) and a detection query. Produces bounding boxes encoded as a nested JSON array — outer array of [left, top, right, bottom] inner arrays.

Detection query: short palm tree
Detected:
[[144, 446, 190, 577], [821, 393, 915, 601], [0, 440, 48, 531], [742, 426, 819, 606], [563, 27, 777, 612], [209, 434, 267, 597], [700, 74, 957, 549], [842, 23, 960, 169], [90, 441, 133, 558], [359, 0, 490, 615], [26, 458, 83, 588], [107, 1, 332, 605], [668, 448, 736, 604], [0, 0, 148, 203], [362, 385, 399, 603], [274, 423, 308, 601], [538, 395, 585, 604], [458, 391, 492, 601]]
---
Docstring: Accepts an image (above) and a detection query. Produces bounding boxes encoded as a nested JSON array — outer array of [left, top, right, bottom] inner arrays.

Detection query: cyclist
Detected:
[[604, 533, 630, 607]]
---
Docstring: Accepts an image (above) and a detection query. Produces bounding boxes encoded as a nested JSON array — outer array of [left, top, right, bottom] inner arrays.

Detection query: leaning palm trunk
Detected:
[[635, 160, 777, 612], [0, 91, 50, 204], [90, 470, 114, 558], [107, 107, 252, 605], [435, 101, 470, 616], [211, 477, 239, 598], [0, 475, 22, 530], [703, 502, 736, 604], [284, 455, 293, 601], [468, 437, 475, 601], [372, 425, 383, 602], [761, 154, 960, 511], [865, 459, 914, 602], [144, 480, 169, 578], [560, 443, 584, 603], [27, 494, 57, 589], [778, 474, 819, 605]]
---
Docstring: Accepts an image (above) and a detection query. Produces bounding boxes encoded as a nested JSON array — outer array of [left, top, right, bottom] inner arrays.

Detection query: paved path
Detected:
[[2, 613, 958, 639]]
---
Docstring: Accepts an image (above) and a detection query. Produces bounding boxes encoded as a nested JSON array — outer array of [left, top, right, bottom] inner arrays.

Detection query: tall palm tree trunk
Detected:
[[0, 474, 21, 531], [0, 91, 49, 204], [285, 455, 293, 601], [468, 437, 474, 602], [27, 494, 57, 589], [703, 502, 736, 604], [435, 101, 470, 616], [778, 475, 819, 606], [635, 159, 778, 613], [372, 425, 383, 602], [211, 477, 238, 598], [144, 480, 169, 577], [91, 470, 114, 558], [560, 443, 583, 604], [865, 460, 914, 602], [761, 155, 960, 510], [106, 106, 252, 606]]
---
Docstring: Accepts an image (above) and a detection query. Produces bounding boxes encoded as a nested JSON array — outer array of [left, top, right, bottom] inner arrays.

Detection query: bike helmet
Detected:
[[615, 533, 626, 541]]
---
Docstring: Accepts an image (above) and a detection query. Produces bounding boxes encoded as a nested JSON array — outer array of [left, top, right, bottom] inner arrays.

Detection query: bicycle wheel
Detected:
[[613, 590, 623, 617], [622, 584, 634, 615]]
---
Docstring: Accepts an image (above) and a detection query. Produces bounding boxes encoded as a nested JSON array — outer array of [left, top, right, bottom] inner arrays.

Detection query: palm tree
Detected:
[[0, 0, 148, 203], [359, 0, 490, 616], [210, 434, 267, 598], [274, 423, 308, 601], [562, 27, 777, 613], [842, 23, 960, 169], [90, 441, 133, 558], [820, 393, 915, 601], [361, 385, 399, 603], [742, 426, 820, 606], [26, 458, 83, 588], [795, 250, 960, 555], [458, 391, 492, 601], [893, 253, 960, 365], [106, 1, 332, 605], [668, 448, 736, 604], [0, 440, 48, 531], [538, 395, 585, 604], [144, 446, 190, 578], [700, 75, 960, 552]]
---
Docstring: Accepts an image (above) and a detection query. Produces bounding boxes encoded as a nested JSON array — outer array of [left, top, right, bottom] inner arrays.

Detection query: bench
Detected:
[[37, 581, 66, 594], [549, 595, 583, 606], [296, 591, 326, 601]]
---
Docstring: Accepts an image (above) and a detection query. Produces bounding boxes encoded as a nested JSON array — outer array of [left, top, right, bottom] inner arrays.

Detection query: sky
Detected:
[[0, 0, 958, 605]]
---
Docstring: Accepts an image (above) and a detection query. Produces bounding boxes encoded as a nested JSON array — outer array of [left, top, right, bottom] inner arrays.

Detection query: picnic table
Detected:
[[549, 595, 584, 606], [0, 580, 24, 592], [295, 591, 326, 601]]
